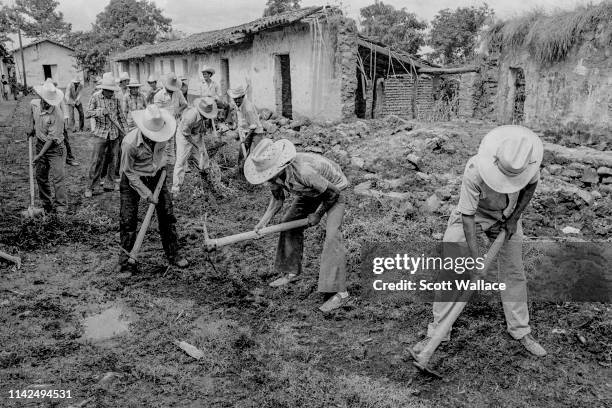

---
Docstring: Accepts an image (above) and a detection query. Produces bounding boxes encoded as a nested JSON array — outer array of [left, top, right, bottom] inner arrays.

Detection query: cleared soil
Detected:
[[0, 90, 610, 407]]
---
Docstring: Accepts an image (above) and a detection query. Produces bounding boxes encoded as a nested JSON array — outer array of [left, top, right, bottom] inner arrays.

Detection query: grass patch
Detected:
[[485, 3, 612, 65]]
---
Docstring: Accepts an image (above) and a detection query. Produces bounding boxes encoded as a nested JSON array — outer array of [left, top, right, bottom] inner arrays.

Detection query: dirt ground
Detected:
[[0, 89, 610, 408]]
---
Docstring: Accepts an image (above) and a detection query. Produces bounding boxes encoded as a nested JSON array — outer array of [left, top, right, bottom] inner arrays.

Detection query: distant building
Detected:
[[112, 6, 441, 122], [11, 39, 83, 87]]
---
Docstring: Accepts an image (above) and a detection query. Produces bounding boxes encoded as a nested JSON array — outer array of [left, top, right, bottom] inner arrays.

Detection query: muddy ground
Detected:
[[0, 90, 610, 407]]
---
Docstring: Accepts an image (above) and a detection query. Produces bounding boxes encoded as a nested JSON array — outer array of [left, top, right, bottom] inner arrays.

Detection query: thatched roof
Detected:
[[484, 2, 612, 65], [114, 6, 326, 61]]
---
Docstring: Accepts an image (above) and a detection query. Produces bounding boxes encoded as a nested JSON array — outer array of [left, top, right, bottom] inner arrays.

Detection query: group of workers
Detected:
[[25, 63, 547, 373]]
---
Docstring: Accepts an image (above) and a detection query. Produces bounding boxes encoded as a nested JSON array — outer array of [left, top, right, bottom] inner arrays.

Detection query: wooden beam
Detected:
[[357, 39, 424, 70], [417, 66, 480, 75]]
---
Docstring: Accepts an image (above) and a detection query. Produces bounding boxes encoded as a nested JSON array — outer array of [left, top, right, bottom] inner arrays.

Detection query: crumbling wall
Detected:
[[381, 74, 434, 119], [335, 17, 358, 120], [495, 37, 612, 132]]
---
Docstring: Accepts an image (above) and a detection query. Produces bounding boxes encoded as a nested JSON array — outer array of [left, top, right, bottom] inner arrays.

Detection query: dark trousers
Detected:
[[63, 126, 75, 161], [35, 139, 67, 211], [114, 135, 124, 179], [88, 136, 118, 189], [275, 195, 348, 292], [119, 171, 179, 266]]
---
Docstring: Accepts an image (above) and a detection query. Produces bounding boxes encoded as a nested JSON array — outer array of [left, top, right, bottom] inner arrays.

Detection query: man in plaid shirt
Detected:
[[85, 73, 127, 197]]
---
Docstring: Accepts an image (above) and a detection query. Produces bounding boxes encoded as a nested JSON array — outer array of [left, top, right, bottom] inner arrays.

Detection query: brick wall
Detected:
[[382, 74, 434, 118]]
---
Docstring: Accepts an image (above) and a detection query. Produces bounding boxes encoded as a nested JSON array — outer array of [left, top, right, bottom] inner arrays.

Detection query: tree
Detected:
[[14, 0, 71, 40], [359, 1, 427, 55], [263, 0, 301, 17], [67, 0, 171, 76], [428, 4, 494, 65]]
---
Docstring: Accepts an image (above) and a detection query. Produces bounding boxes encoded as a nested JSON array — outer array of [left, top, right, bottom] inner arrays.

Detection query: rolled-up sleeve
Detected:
[[121, 144, 150, 199], [456, 167, 481, 216], [86, 94, 102, 119]]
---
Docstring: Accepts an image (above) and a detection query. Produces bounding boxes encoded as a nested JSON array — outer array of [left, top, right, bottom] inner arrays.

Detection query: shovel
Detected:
[[127, 169, 167, 264], [21, 137, 44, 218], [411, 230, 507, 377]]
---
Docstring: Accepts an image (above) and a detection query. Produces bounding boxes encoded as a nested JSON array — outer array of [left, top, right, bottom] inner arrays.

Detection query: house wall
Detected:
[[12, 42, 81, 88], [382, 74, 435, 119], [495, 38, 612, 129], [115, 19, 347, 122]]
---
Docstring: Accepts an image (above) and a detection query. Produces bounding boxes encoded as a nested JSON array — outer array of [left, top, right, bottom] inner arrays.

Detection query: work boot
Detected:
[[519, 334, 547, 356], [269, 273, 297, 288], [319, 293, 350, 312]]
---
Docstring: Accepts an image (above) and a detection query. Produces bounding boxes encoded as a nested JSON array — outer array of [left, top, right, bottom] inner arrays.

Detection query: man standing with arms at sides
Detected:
[[65, 77, 84, 133], [200, 66, 227, 119], [122, 79, 146, 132], [411, 126, 547, 375], [146, 75, 160, 104], [27, 79, 68, 214], [85, 73, 127, 197]]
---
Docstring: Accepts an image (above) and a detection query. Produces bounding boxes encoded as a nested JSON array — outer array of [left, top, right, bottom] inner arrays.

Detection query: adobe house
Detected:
[[11, 39, 83, 87], [112, 6, 452, 123], [459, 3, 612, 132]]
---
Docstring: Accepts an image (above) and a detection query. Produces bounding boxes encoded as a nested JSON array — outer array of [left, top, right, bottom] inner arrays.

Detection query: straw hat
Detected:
[[244, 138, 296, 185], [227, 84, 248, 99], [118, 72, 130, 82], [194, 97, 218, 119], [72, 77, 81, 83], [34, 79, 64, 106], [147, 75, 157, 83], [201, 66, 215, 75], [127, 78, 142, 88], [476, 125, 543, 194], [163, 72, 180, 91], [131, 105, 176, 143], [98, 72, 120, 91]]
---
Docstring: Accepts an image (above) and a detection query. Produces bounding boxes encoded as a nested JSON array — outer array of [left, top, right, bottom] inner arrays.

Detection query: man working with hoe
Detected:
[[244, 139, 350, 312], [117, 104, 188, 275], [411, 125, 547, 377]]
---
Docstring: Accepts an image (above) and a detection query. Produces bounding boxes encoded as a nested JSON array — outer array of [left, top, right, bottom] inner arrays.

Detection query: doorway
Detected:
[[42, 64, 56, 80], [510, 67, 525, 124], [275, 54, 292, 119]]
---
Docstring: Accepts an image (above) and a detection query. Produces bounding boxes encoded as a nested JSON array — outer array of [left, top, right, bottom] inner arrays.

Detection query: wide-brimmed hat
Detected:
[[147, 75, 157, 83], [244, 138, 297, 185], [227, 85, 248, 99], [201, 66, 215, 75], [98, 72, 120, 91], [163, 72, 180, 91], [34, 78, 64, 106], [127, 79, 142, 88], [118, 72, 130, 82], [476, 125, 543, 194], [194, 97, 218, 119], [131, 105, 176, 143], [72, 77, 81, 83]]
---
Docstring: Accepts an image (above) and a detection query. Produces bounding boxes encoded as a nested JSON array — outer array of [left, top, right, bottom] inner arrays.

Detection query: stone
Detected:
[[423, 194, 441, 213], [561, 169, 581, 178], [354, 181, 373, 193], [561, 226, 581, 234], [432, 232, 444, 240], [262, 121, 278, 134], [278, 117, 290, 127], [351, 156, 365, 169], [591, 190, 603, 200], [406, 153, 421, 168], [363, 173, 380, 180], [398, 201, 416, 218], [547, 164, 563, 175], [568, 162, 586, 171], [597, 166, 612, 176], [600, 185, 612, 195], [415, 172, 432, 182], [574, 189, 594, 206], [384, 192, 411, 203], [259, 108, 273, 121], [306, 146, 324, 154], [602, 177, 612, 184], [581, 167, 599, 184], [382, 178, 408, 189], [435, 186, 453, 201]]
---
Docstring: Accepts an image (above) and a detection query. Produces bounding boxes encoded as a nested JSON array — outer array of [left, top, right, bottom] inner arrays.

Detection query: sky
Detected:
[[52, 0, 603, 34]]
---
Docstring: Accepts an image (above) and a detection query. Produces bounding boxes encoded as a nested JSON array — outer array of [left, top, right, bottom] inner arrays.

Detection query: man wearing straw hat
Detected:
[[172, 97, 233, 198], [200, 66, 227, 118], [245, 139, 350, 312], [51, 79, 79, 167], [227, 84, 263, 165], [65, 76, 84, 133], [122, 79, 146, 131], [26, 79, 68, 214], [117, 105, 188, 274], [411, 125, 547, 371], [85, 72, 127, 197], [145, 75, 160, 104], [117, 72, 131, 107]]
